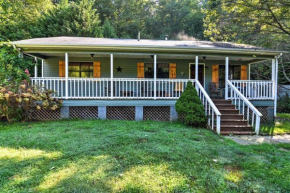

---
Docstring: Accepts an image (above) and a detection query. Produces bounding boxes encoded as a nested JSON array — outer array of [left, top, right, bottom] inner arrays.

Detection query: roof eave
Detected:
[[11, 43, 286, 57]]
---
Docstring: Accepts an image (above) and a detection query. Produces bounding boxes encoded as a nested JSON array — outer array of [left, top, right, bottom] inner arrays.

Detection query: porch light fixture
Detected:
[[90, 54, 94, 59], [205, 66, 209, 70], [203, 56, 206, 61], [180, 72, 185, 77], [164, 35, 168, 40], [150, 55, 154, 60]]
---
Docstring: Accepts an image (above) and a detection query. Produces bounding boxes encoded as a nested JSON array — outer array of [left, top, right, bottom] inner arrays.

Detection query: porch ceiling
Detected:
[[26, 52, 265, 63]]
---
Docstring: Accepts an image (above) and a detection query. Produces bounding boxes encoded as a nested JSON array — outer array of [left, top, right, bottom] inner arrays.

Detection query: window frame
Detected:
[[218, 65, 242, 88], [68, 62, 94, 78], [144, 63, 169, 78]]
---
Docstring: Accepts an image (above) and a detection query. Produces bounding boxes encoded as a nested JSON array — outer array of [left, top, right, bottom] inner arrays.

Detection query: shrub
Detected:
[[175, 81, 206, 127], [277, 93, 290, 113], [0, 44, 34, 85], [0, 80, 62, 122]]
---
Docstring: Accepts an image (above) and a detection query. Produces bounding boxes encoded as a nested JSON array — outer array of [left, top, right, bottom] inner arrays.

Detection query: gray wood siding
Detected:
[[43, 56, 248, 92]]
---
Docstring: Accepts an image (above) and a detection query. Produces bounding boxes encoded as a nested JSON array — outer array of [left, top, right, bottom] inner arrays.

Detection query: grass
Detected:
[[260, 113, 290, 135], [0, 120, 289, 192]]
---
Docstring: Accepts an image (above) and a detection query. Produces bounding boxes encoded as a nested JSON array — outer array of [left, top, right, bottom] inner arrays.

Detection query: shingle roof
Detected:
[[13, 36, 264, 50]]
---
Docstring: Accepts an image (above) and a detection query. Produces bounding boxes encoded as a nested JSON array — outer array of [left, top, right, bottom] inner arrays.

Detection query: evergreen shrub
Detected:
[[175, 81, 206, 127]]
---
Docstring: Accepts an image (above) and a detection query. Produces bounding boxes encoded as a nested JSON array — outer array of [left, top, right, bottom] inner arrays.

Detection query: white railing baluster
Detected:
[[227, 80, 262, 135], [229, 80, 273, 100]]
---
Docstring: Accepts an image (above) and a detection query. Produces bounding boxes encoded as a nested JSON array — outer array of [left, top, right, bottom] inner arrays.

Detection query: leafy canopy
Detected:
[[0, 44, 34, 86], [31, 0, 103, 38]]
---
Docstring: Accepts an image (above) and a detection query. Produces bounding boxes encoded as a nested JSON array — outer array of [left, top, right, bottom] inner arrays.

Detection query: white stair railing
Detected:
[[227, 80, 262, 134], [195, 80, 221, 134]]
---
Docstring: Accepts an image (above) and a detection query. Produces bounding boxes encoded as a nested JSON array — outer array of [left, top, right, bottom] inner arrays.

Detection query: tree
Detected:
[[102, 19, 116, 38], [175, 82, 206, 127], [203, 0, 290, 84], [203, 0, 290, 44], [153, 0, 205, 40], [93, 0, 205, 40], [0, 44, 34, 86], [0, 0, 53, 41], [31, 0, 103, 38]]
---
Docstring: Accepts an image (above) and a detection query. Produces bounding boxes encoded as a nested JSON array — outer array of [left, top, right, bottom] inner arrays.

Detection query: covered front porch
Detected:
[[30, 52, 277, 101]]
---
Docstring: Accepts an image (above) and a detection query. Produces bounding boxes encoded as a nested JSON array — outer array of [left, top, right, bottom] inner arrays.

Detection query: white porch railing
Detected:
[[229, 80, 274, 100], [31, 78, 193, 99], [227, 80, 262, 134], [195, 80, 221, 134]]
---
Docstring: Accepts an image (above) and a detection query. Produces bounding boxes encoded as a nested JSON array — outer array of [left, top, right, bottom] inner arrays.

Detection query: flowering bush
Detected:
[[0, 80, 62, 122]]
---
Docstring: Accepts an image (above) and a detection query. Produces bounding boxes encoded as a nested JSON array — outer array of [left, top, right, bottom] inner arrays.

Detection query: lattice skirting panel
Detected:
[[69, 107, 98, 120], [144, 106, 170, 121], [107, 106, 135, 120], [30, 109, 61, 121], [243, 107, 270, 123]]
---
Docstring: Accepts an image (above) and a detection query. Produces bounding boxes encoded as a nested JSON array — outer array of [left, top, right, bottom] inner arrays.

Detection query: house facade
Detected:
[[11, 37, 284, 135]]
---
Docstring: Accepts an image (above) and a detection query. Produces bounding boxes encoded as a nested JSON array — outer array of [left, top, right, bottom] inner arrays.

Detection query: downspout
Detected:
[[12, 44, 23, 58]]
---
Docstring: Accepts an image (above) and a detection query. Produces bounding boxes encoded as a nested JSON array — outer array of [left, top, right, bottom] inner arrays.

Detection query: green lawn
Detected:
[[0, 120, 289, 192], [260, 113, 290, 135]]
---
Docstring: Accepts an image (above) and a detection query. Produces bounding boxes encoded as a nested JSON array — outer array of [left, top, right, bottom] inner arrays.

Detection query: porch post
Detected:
[[272, 59, 275, 100], [225, 57, 229, 100], [65, 53, 69, 99], [41, 59, 44, 78], [154, 55, 157, 100], [34, 57, 37, 78], [274, 57, 278, 116], [110, 54, 113, 99], [195, 56, 199, 82]]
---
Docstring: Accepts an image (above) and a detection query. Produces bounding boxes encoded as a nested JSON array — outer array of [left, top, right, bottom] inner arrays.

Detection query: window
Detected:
[[145, 63, 153, 78], [144, 63, 169, 78], [69, 62, 93, 78], [219, 65, 225, 88], [219, 65, 242, 88], [230, 66, 241, 80]]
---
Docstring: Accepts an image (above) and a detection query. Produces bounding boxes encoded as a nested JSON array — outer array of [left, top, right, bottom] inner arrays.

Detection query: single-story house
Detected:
[[11, 37, 285, 135]]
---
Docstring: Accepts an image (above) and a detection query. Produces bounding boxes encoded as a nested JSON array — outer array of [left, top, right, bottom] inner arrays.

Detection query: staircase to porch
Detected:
[[213, 99, 256, 135]]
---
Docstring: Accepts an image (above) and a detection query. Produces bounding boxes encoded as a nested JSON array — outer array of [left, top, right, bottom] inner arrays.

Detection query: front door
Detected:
[[190, 64, 204, 86]]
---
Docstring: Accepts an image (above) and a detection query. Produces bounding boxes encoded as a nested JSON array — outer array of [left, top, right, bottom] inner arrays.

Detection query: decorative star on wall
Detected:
[[116, 66, 123, 72]]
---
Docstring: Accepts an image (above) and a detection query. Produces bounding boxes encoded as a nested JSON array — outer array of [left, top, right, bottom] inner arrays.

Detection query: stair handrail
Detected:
[[195, 80, 221, 134], [226, 80, 262, 134]]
